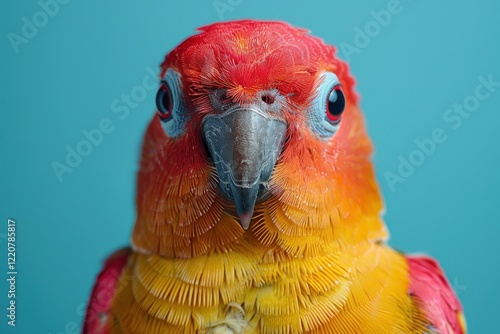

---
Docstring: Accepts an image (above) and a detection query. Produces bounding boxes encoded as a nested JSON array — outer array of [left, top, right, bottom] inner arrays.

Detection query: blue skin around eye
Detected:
[[307, 72, 342, 140], [159, 69, 190, 138]]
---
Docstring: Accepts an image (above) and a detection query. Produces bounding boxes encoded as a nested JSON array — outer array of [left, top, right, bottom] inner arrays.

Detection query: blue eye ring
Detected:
[[326, 85, 345, 123]]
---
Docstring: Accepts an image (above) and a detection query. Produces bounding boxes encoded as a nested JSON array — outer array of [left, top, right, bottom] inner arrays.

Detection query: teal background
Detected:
[[1, 0, 498, 332]]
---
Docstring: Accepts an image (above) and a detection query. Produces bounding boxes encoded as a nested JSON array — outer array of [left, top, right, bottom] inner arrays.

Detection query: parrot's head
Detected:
[[133, 20, 386, 258]]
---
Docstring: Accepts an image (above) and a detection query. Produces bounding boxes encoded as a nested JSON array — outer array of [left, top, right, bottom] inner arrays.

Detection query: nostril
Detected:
[[220, 91, 229, 102], [261, 94, 275, 104]]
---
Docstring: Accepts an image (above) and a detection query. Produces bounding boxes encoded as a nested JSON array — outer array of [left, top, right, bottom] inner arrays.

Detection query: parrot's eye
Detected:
[[156, 83, 173, 121], [261, 94, 275, 104], [326, 85, 345, 123]]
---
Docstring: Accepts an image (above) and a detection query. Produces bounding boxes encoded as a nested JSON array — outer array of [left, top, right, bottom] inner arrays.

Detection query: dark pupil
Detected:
[[156, 86, 170, 114], [328, 89, 345, 116]]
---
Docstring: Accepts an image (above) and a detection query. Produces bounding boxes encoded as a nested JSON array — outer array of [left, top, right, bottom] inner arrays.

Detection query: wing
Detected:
[[83, 248, 131, 334], [407, 255, 466, 334]]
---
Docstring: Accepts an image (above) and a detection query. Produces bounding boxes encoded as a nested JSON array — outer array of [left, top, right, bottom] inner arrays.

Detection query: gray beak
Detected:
[[202, 106, 287, 229]]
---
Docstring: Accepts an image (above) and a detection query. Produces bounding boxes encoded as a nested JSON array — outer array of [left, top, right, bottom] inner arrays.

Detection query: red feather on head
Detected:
[[162, 20, 357, 108]]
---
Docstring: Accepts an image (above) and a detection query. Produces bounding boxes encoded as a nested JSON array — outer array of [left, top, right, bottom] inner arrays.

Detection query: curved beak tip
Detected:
[[238, 212, 252, 230], [202, 106, 287, 232]]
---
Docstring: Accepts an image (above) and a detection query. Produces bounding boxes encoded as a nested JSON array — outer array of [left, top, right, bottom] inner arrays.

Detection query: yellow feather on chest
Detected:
[[109, 237, 427, 334]]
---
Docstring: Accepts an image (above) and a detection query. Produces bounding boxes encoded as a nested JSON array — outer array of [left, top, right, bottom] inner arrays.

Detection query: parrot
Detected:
[[83, 20, 466, 334]]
